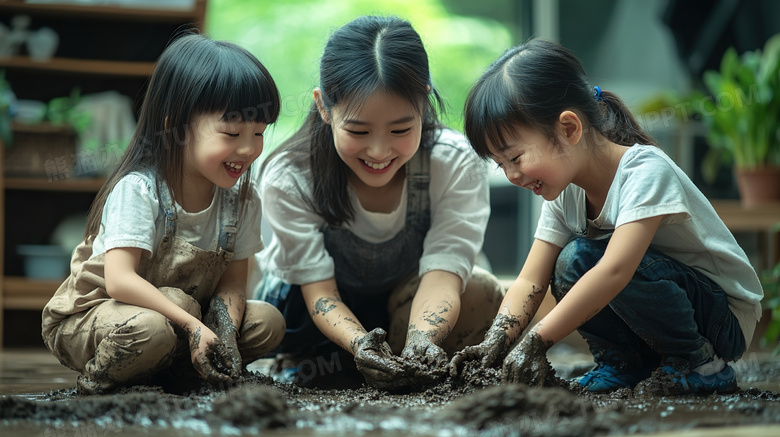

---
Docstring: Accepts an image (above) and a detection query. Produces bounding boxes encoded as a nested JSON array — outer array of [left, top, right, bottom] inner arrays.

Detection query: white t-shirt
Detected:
[[346, 182, 408, 244], [256, 128, 491, 290], [535, 144, 763, 347], [91, 170, 263, 261]]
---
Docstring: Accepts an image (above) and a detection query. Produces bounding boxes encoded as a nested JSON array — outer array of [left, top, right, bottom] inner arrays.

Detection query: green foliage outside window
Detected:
[[205, 0, 514, 150]]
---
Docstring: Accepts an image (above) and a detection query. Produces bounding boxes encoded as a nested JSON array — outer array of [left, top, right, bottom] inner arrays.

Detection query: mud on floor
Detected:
[[2, 355, 780, 437]]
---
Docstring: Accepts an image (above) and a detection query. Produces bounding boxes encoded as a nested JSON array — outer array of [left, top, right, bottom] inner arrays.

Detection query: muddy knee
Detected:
[[239, 301, 286, 362], [466, 266, 505, 309], [87, 310, 178, 383], [386, 274, 419, 354], [443, 267, 505, 353], [552, 238, 605, 301]]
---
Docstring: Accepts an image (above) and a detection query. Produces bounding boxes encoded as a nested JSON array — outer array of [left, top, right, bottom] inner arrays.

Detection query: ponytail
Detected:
[[598, 89, 658, 147]]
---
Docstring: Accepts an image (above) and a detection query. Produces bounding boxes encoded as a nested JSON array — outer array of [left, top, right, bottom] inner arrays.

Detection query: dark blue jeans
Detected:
[[552, 238, 745, 371]]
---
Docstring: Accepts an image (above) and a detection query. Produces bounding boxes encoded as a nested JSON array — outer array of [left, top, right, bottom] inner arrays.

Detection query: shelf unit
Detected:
[[0, 55, 155, 76], [1, 0, 207, 348]]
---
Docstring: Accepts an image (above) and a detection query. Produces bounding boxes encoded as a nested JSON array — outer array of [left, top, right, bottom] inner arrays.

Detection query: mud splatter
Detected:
[[313, 297, 340, 315]]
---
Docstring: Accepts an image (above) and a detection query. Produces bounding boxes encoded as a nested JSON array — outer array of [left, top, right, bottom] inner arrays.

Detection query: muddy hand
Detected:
[[448, 337, 505, 377], [354, 328, 408, 388], [203, 296, 241, 379], [402, 330, 448, 370], [449, 314, 518, 377], [502, 331, 554, 386], [188, 324, 233, 383]]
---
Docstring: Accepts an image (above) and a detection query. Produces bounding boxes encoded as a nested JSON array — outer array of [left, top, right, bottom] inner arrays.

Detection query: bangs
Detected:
[[192, 44, 281, 125], [464, 71, 531, 158]]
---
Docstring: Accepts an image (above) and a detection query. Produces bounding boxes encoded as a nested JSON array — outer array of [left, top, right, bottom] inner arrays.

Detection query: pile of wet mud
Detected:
[[3, 358, 780, 436]]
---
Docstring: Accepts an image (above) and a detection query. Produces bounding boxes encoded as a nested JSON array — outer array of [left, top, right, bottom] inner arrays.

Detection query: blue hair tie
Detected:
[[593, 86, 604, 102]]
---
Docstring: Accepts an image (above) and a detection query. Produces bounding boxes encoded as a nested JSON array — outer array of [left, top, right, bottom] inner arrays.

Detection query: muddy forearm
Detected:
[[209, 259, 249, 335], [315, 297, 369, 354], [211, 289, 245, 335], [302, 280, 368, 354], [406, 270, 461, 345], [489, 279, 547, 348]]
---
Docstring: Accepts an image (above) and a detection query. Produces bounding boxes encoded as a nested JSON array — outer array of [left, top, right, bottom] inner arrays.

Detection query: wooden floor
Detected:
[[0, 347, 78, 395]]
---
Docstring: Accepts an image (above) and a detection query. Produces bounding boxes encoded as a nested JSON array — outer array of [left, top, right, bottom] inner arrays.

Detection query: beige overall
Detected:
[[41, 185, 284, 393]]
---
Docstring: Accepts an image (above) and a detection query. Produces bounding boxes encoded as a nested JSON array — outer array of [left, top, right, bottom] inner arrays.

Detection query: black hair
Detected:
[[464, 39, 656, 159], [85, 32, 281, 238], [265, 15, 443, 226]]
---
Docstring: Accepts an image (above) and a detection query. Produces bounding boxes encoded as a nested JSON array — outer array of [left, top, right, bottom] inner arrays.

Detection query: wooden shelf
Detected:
[[710, 199, 780, 233], [2, 276, 61, 310], [0, 2, 204, 23], [0, 56, 155, 77], [11, 121, 74, 134], [0, 0, 208, 348], [4, 177, 104, 192]]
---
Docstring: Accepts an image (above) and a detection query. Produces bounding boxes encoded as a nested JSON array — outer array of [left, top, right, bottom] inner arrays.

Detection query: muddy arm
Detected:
[[202, 258, 249, 379], [300, 278, 368, 354], [209, 259, 248, 337], [402, 270, 461, 364], [449, 240, 559, 376], [494, 239, 561, 347]]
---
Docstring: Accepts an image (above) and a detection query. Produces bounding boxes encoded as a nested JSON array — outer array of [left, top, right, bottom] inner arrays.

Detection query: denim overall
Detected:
[[260, 148, 431, 354], [42, 181, 242, 392]]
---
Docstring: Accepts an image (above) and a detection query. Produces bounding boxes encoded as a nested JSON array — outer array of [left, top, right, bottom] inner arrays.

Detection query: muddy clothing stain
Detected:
[[40, 183, 284, 394]]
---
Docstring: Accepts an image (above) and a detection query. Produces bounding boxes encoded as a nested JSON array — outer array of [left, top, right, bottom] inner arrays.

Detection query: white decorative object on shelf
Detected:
[[26, 26, 58, 61]]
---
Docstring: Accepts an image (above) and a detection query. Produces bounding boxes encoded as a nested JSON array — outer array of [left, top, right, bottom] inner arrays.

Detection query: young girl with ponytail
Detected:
[[449, 39, 763, 395]]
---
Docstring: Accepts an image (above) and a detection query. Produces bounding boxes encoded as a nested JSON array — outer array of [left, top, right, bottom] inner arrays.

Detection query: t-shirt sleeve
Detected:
[[232, 183, 264, 260], [259, 167, 335, 285], [422, 131, 490, 289], [613, 151, 691, 228], [101, 174, 159, 254], [535, 195, 576, 248]]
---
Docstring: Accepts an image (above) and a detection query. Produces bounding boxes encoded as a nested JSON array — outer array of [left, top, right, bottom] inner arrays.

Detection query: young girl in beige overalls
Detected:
[[41, 33, 286, 395]]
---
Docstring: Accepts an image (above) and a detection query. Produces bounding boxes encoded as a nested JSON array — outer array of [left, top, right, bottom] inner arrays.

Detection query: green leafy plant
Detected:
[[761, 223, 780, 355], [638, 33, 780, 184], [46, 87, 90, 135], [697, 33, 780, 182]]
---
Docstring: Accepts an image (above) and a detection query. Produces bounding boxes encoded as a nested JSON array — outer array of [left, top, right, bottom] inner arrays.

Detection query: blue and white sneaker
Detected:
[[270, 354, 313, 386], [635, 364, 737, 396], [574, 363, 653, 392]]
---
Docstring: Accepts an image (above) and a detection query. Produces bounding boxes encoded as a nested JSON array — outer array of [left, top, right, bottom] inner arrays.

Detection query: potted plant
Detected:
[[639, 33, 780, 206], [697, 33, 780, 206], [760, 223, 780, 355]]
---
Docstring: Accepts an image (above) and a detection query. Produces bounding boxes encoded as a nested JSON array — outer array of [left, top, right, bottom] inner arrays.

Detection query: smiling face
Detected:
[[320, 90, 422, 190], [185, 112, 267, 191], [488, 123, 581, 201]]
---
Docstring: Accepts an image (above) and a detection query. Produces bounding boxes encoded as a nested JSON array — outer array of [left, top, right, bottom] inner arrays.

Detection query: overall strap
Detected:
[[156, 181, 177, 238], [405, 146, 431, 217], [217, 183, 240, 252]]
